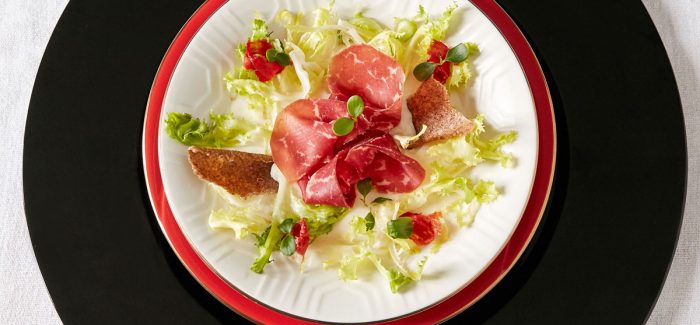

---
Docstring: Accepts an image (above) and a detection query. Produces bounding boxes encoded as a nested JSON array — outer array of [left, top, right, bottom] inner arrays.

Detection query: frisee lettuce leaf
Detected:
[[290, 195, 348, 238], [164, 112, 258, 148], [224, 73, 275, 111], [250, 18, 270, 41], [402, 3, 458, 71], [208, 185, 274, 240]]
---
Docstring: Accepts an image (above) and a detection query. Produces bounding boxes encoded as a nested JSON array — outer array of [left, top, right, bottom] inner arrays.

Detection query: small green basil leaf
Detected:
[[280, 235, 296, 256], [365, 212, 375, 231], [265, 48, 279, 62], [413, 61, 437, 81], [387, 217, 413, 239], [347, 95, 364, 118], [445, 43, 468, 63], [371, 197, 392, 204], [357, 179, 372, 198], [274, 52, 291, 66], [332, 117, 355, 136], [279, 218, 295, 234]]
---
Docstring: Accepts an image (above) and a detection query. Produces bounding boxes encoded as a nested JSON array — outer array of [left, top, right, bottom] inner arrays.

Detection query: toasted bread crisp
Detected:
[[187, 147, 278, 197], [406, 77, 473, 148]]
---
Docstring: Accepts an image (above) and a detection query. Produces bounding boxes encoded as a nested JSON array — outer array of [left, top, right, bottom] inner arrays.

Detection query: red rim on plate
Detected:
[[142, 0, 556, 323]]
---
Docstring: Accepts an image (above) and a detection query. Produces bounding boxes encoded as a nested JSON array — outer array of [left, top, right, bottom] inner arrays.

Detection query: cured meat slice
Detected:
[[299, 133, 425, 207], [343, 133, 425, 193], [298, 150, 357, 207], [328, 44, 405, 130], [270, 99, 348, 182]]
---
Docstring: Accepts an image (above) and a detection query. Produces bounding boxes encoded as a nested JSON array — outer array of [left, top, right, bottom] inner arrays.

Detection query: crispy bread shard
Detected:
[[406, 77, 473, 148], [187, 147, 278, 197]]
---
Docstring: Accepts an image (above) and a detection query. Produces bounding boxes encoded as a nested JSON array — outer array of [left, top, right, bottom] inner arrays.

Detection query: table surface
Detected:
[[1, 1, 698, 324]]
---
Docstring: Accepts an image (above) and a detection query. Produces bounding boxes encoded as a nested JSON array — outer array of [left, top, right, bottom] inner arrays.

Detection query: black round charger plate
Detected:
[[24, 0, 686, 324]]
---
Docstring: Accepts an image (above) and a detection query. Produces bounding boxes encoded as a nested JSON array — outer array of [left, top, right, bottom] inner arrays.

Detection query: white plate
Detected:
[[156, 0, 537, 322]]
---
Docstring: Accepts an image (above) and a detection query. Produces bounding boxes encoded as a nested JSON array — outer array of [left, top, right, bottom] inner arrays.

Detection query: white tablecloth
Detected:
[[1, 1, 697, 324]]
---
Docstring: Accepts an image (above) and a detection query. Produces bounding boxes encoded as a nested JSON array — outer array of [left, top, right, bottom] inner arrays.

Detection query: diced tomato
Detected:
[[243, 39, 285, 82], [426, 40, 452, 84], [249, 55, 284, 82], [291, 219, 310, 256], [403, 212, 443, 246], [246, 39, 273, 56], [432, 63, 452, 84], [427, 40, 449, 62]]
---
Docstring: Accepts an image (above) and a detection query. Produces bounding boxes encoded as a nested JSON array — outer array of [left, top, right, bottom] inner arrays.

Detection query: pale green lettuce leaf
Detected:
[[250, 18, 270, 41], [394, 124, 427, 149], [349, 12, 384, 41], [224, 73, 275, 110], [209, 208, 271, 240], [164, 112, 257, 148], [467, 115, 517, 167], [336, 251, 368, 281], [290, 195, 348, 238], [403, 3, 458, 70], [208, 185, 274, 240], [368, 30, 405, 61], [392, 5, 426, 42], [283, 6, 341, 64], [286, 42, 325, 98], [272, 63, 304, 96]]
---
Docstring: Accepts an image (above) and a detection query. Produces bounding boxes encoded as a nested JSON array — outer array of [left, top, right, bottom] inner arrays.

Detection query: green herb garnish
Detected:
[[279, 218, 295, 234], [364, 212, 375, 231], [332, 95, 365, 136], [413, 42, 471, 81], [413, 62, 437, 81], [280, 235, 296, 256], [372, 197, 392, 204], [387, 217, 413, 239], [357, 179, 372, 201], [445, 43, 468, 63], [332, 117, 355, 136]]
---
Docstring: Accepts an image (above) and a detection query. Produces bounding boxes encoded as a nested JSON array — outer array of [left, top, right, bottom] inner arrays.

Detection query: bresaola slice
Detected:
[[298, 133, 426, 207], [271, 45, 425, 207], [298, 151, 357, 207], [328, 44, 405, 131], [343, 133, 424, 193], [270, 99, 369, 182]]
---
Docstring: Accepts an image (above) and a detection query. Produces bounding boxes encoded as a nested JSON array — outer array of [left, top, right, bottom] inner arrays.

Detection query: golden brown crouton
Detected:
[[187, 147, 278, 197], [406, 77, 473, 148]]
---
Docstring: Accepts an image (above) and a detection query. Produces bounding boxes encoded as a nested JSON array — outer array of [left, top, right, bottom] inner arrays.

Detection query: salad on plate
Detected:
[[164, 1, 516, 293]]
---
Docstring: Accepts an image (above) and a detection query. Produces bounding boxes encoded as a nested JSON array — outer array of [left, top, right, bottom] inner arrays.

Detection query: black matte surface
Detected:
[[24, 0, 686, 324]]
